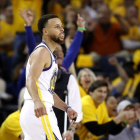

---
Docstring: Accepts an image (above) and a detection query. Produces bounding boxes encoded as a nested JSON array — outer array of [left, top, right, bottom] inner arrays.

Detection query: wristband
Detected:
[[65, 106, 71, 113], [77, 27, 86, 31], [122, 121, 127, 126]]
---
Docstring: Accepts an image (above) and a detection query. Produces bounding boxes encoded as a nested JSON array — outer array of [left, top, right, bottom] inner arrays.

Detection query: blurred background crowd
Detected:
[[0, 0, 140, 140]]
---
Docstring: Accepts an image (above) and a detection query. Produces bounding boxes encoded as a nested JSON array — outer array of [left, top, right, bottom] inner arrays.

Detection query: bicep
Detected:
[[27, 48, 50, 81]]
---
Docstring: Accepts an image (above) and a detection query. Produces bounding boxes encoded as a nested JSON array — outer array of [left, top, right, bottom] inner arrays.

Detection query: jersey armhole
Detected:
[[43, 56, 52, 71], [30, 45, 53, 71]]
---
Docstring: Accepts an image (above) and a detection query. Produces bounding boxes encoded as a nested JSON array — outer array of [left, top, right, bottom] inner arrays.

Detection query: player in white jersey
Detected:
[[20, 14, 77, 140]]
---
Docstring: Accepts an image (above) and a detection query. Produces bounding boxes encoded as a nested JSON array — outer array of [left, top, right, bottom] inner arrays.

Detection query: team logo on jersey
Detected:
[[48, 68, 57, 94]]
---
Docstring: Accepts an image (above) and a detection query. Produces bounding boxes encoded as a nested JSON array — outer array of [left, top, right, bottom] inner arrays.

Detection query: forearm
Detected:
[[109, 123, 124, 135], [26, 78, 40, 101], [84, 121, 117, 136], [68, 63, 77, 79], [25, 26, 36, 55], [53, 93, 68, 111], [62, 31, 83, 70], [117, 18, 128, 34], [115, 64, 129, 83]]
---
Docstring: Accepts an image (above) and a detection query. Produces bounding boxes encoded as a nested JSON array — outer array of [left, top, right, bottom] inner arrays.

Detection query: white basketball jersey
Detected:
[[24, 42, 58, 105]]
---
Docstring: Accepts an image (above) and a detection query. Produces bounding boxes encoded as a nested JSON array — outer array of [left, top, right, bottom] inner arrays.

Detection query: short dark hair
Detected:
[[38, 14, 58, 35], [88, 80, 108, 94]]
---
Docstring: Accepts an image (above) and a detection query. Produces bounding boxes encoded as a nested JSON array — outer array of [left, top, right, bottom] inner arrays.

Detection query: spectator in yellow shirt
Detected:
[[77, 80, 136, 140], [110, 0, 140, 10], [11, 0, 43, 56], [0, 87, 25, 140], [0, 4, 16, 55], [77, 68, 97, 98], [111, 0, 140, 23], [121, 5, 140, 52]]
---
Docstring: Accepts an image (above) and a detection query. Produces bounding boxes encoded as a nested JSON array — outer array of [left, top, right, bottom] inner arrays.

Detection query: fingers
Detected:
[[77, 14, 80, 18], [62, 131, 73, 140], [23, 6, 27, 14], [19, 7, 31, 17], [35, 107, 47, 118], [19, 9, 23, 17], [28, 11, 33, 16], [77, 13, 84, 20], [69, 111, 77, 120]]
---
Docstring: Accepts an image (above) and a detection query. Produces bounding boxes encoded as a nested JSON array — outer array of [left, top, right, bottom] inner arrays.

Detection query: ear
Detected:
[[43, 28, 48, 35]]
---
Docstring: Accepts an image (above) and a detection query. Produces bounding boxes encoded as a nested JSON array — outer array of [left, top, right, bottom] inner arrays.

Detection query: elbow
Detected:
[[26, 77, 35, 89], [26, 78, 30, 89]]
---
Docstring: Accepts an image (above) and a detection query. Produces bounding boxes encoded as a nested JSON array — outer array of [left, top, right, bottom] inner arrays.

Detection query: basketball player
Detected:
[[20, 14, 77, 140]]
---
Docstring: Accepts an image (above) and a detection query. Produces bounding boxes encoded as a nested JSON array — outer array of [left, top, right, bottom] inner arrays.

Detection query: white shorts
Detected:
[[20, 100, 62, 140]]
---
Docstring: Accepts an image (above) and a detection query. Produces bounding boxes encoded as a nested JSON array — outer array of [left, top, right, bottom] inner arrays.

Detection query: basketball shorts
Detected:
[[20, 100, 62, 140]]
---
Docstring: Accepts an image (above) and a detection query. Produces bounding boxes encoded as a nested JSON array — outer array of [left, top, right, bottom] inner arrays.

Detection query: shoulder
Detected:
[[0, 20, 6, 29], [31, 46, 50, 60], [81, 95, 93, 105], [3, 111, 20, 128], [100, 101, 108, 110]]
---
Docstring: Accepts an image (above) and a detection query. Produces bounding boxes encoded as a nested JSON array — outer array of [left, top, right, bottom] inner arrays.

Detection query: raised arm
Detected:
[[19, 7, 36, 55], [108, 57, 129, 94], [114, 14, 128, 34], [62, 14, 85, 70]]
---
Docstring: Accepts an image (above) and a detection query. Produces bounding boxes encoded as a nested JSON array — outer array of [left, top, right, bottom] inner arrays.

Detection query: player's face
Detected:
[[106, 96, 117, 117], [46, 18, 64, 44], [90, 86, 107, 106], [80, 71, 94, 90]]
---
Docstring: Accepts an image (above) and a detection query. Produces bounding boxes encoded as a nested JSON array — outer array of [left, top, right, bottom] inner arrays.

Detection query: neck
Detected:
[[93, 99, 99, 108], [6, 19, 13, 24], [94, 102, 99, 108], [42, 37, 58, 52]]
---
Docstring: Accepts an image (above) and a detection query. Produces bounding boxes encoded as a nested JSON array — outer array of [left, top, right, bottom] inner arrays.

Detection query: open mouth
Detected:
[[112, 108, 117, 113], [85, 80, 91, 84], [60, 33, 64, 39]]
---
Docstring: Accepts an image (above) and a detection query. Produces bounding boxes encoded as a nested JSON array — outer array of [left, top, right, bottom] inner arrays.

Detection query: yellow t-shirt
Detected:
[[78, 85, 87, 98], [111, 6, 140, 23], [77, 95, 111, 140], [11, 0, 43, 32], [0, 20, 16, 42], [121, 25, 140, 40], [70, 0, 82, 8], [0, 110, 22, 140], [0, 20, 16, 54]]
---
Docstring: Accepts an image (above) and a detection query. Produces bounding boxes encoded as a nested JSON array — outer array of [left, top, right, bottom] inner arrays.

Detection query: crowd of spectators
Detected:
[[0, 0, 140, 140]]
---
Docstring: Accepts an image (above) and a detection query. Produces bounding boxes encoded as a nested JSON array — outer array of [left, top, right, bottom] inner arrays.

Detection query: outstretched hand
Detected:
[[19, 7, 34, 26], [76, 14, 85, 28]]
